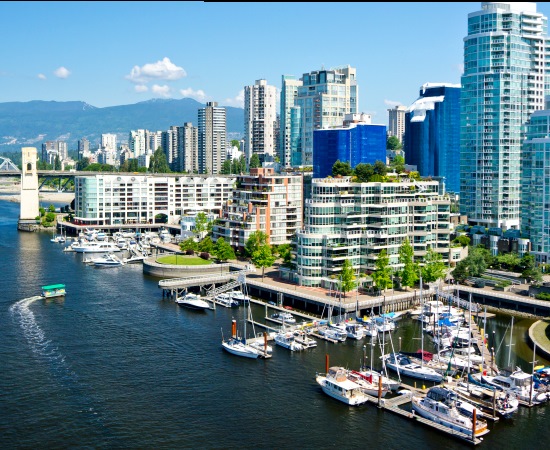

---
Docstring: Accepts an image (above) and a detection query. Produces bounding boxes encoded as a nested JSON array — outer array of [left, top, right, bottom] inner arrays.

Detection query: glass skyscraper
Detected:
[[404, 83, 461, 194], [312, 115, 386, 179], [460, 2, 550, 228]]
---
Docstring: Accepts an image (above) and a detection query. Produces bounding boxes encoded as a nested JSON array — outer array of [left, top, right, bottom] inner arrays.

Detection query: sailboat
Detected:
[[221, 279, 271, 359], [381, 273, 444, 382]]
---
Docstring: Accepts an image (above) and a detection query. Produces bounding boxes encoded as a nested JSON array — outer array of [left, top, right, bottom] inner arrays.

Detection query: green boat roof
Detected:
[[41, 284, 66, 290]]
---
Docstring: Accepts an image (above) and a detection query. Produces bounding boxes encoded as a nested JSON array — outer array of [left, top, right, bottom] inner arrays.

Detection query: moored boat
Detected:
[[316, 366, 369, 406]]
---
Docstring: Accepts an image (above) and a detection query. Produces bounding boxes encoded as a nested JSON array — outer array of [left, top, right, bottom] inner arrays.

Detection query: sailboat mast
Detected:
[[507, 316, 514, 368], [467, 292, 472, 389], [420, 272, 424, 368]]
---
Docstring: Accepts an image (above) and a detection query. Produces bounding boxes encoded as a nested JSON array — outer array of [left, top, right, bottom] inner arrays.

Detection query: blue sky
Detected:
[[2, 1, 550, 126]]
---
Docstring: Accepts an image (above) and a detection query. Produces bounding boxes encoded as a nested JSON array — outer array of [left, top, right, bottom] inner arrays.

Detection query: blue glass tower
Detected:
[[313, 117, 386, 178], [404, 83, 461, 194]]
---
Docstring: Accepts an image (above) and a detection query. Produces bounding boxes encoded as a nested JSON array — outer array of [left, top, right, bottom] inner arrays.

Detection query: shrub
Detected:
[[535, 292, 550, 301], [474, 279, 486, 288], [185, 249, 195, 255], [199, 252, 210, 260]]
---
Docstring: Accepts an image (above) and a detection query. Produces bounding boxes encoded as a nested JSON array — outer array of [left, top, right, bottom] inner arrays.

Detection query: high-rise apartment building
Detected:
[[101, 133, 117, 152], [293, 66, 358, 166], [198, 102, 226, 175], [521, 97, 550, 263], [405, 83, 461, 194], [387, 105, 407, 143], [460, 2, 550, 228], [41, 140, 68, 165], [279, 75, 303, 167], [129, 129, 147, 158], [244, 79, 277, 165], [180, 122, 198, 174]]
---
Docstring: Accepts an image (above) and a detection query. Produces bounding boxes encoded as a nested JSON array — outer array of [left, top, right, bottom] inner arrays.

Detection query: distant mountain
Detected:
[[0, 99, 244, 153]]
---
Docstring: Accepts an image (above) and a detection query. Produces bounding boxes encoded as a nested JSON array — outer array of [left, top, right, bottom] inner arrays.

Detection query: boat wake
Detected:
[[9, 296, 116, 438]]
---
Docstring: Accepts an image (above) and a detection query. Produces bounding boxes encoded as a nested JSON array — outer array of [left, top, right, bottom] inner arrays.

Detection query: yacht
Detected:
[[271, 312, 296, 325], [316, 366, 370, 406], [72, 241, 122, 253], [176, 292, 211, 311], [228, 290, 251, 304], [345, 323, 365, 340], [479, 367, 550, 404], [215, 293, 239, 308], [412, 387, 490, 438], [292, 329, 317, 349], [274, 329, 304, 351], [89, 253, 125, 267], [382, 352, 443, 382]]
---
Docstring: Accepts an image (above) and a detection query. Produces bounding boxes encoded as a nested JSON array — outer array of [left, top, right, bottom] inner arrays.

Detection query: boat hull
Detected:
[[222, 340, 260, 359], [316, 376, 369, 406]]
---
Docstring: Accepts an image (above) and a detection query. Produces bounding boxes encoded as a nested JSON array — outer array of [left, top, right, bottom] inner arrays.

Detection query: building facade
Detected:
[[198, 102, 227, 175], [460, 1, 550, 228], [312, 113, 386, 178], [180, 122, 198, 174], [293, 176, 451, 287], [244, 79, 277, 164], [212, 168, 303, 251], [279, 75, 303, 168], [73, 174, 236, 226], [41, 140, 68, 165], [293, 66, 358, 166], [521, 101, 550, 263], [405, 83, 461, 194], [387, 105, 407, 143]]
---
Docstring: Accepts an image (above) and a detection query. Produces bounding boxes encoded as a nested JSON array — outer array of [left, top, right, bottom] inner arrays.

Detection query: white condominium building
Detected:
[[294, 176, 451, 287], [73, 174, 236, 226]]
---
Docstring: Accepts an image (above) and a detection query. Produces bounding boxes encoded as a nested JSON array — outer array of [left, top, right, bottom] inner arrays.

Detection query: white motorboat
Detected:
[[412, 387, 490, 438], [362, 320, 378, 338], [274, 329, 304, 351], [222, 337, 264, 359], [345, 323, 365, 340], [292, 329, 317, 348], [122, 254, 147, 264], [215, 293, 239, 308], [271, 312, 296, 325], [479, 367, 550, 404], [229, 290, 251, 304], [72, 241, 122, 253], [176, 292, 211, 311], [450, 380, 519, 418], [382, 353, 443, 382], [89, 253, 125, 267], [318, 326, 347, 342], [316, 366, 369, 406], [374, 316, 396, 333]]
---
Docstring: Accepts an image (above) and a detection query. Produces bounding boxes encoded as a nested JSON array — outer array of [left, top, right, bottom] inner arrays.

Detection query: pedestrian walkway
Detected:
[[528, 319, 550, 362]]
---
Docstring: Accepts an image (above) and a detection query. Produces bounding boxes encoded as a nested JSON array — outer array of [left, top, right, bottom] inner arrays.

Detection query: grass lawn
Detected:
[[156, 255, 212, 265], [532, 319, 550, 347]]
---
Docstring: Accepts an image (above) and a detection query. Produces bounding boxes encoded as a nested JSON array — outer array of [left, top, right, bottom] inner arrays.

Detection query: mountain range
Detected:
[[0, 98, 244, 154]]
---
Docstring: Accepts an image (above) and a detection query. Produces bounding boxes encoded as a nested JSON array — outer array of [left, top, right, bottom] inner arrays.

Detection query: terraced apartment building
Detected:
[[292, 176, 451, 288]]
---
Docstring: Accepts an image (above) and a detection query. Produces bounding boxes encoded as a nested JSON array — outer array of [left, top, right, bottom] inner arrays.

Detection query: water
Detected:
[[0, 199, 547, 449]]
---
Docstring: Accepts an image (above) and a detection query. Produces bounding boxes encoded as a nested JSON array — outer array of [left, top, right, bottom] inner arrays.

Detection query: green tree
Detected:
[[48, 204, 56, 212], [277, 243, 293, 267], [390, 154, 405, 173], [452, 245, 488, 282], [251, 244, 276, 281], [371, 249, 393, 292], [76, 157, 90, 171], [399, 237, 418, 288], [150, 147, 171, 173], [387, 135, 403, 150], [54, 154, 61, 171], [249, 153, 261, 169], [179, 237, 198, 253], [339, 259, 356, 298], [244, 230, 268, 258], [353, 163, 374, 182], [231, 139, 240, 150], [421, 247, 447, 283], [197, 236, 214, 254], [193, 212, 208, 237], [332, 160, 353, 177], [496, 252, 520, 270], [214, 237, 236, 262], [519, 253, 543, 284], [220, 159, 232, 174], [373, 160, 388, 176], [455, 235, 470, 247]]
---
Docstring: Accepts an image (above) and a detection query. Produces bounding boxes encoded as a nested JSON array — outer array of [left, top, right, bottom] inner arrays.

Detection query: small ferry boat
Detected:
[[41, 284, 66, 299]]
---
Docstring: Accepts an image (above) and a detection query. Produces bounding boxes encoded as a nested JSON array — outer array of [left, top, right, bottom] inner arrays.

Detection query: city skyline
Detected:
[[5, 2, 547, 126]]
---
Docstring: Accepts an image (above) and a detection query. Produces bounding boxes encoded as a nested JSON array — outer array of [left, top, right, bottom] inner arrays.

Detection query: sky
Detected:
[[2, 1, 550, 127]]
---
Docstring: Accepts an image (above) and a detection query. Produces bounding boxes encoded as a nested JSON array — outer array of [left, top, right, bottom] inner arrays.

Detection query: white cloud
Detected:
[[37, 73, 46, 80], [180, 87, 208, 102], [125, 57, 186, 83], [134, 84, 148, 93], [384, 99, 403, 107], [151, 84, 171, 98], [222, 89, 245, 108], [54, 67, 71, 79]]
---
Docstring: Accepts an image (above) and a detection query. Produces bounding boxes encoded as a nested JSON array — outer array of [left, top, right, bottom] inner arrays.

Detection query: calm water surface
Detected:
[[0, 199, 547, 449]]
